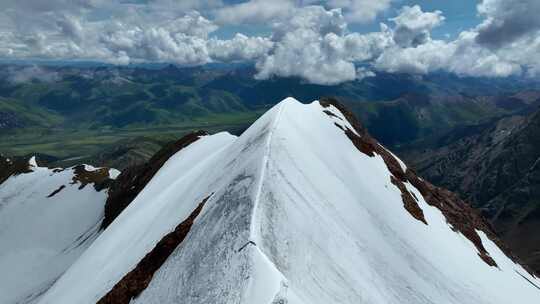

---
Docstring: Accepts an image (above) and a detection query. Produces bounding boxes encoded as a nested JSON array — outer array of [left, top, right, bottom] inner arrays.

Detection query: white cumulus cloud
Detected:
[[327, 0, 392, 23], [254, 6, 388, 85], [390, 5, 445, 47], [0, 0, 539, 84]]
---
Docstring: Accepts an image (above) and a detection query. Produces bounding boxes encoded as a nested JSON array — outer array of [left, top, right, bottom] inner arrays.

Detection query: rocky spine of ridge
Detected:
[[320, 97, 536, 274], [101, 130, 208, 229], [402, 107, 540, 273], [98, 195, 212, 304]]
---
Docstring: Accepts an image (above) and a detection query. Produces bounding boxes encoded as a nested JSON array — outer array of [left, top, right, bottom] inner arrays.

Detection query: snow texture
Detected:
[[37, 98, 540, 304], [0, 161, 110, 304]]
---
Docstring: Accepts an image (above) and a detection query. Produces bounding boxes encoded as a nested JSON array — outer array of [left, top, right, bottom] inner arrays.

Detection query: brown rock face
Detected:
[[0, 154, 32, 185], [320, 97, 534, 271], [97, 195, 211, 304], [390, 175, 428, 225], [102, 131, 208, 229], [71, 165, 114, 191]]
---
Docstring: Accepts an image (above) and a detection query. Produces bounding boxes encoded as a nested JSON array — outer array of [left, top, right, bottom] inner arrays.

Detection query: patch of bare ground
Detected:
[[319, 97, 527, 270], [71, 165, 113, 191], [97, 195, 211, 304], [101, 131, 208, 229]]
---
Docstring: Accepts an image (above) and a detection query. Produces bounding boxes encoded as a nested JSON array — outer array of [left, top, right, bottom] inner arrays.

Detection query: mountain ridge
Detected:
[[2, 98, 539, 303]]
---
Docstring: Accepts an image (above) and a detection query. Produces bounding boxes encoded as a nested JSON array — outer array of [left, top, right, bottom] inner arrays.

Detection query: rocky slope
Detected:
[[32, 98, 540, 304], [402, 108, 540, 271]]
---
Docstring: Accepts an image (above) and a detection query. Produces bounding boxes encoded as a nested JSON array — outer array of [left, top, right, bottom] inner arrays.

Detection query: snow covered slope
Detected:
[[38, 98, 540, 304], [0, 158, 116, 304]]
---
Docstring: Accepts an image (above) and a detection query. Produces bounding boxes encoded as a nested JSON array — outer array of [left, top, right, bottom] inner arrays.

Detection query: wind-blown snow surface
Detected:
[[0, 160, 111, 304], [39, 98, 540, 304]]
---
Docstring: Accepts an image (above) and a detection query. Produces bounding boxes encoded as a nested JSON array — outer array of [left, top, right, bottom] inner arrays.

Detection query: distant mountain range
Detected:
[[1, 64, 540, 162]]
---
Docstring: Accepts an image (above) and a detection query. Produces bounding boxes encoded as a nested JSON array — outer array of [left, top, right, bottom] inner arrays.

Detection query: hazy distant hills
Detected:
[[0, 66, 249, 129], [353, 91, 540, 146], [1, 64, 540, 160]]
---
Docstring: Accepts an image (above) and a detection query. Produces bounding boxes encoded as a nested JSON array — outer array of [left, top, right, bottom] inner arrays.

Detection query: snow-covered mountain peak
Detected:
[[5, 97, 540, 304]]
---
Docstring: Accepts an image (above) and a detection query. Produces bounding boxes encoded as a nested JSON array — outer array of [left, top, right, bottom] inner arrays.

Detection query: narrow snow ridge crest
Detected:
[[249, 98, 290, 242], [244, 97, 298, 304]]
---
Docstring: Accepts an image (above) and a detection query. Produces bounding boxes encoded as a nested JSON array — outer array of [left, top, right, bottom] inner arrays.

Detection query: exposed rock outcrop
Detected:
[[0, 155, 30, 185], [71, 165, 114, 191], [98, 195, 211, 304]]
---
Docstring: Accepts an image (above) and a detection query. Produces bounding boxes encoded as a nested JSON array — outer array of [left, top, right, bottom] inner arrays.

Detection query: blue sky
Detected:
[[214, 1, 482, 40], [403, 0, 480, 38]]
